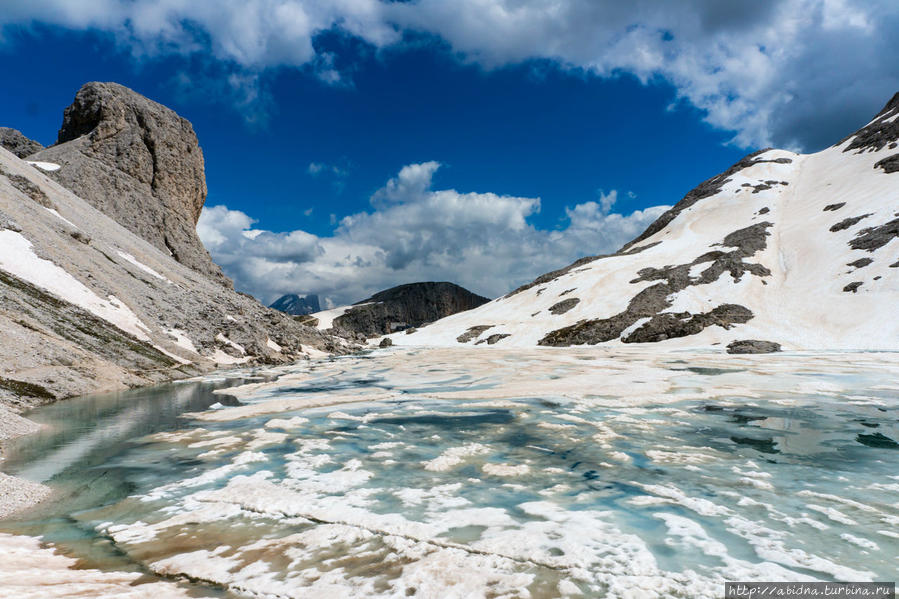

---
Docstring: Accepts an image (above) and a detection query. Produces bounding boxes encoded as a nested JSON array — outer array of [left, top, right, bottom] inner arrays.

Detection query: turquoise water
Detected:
[[2, 352, 898, 598]]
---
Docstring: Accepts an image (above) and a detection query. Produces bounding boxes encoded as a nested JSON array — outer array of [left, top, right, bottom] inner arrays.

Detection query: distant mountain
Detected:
[[388, 92, 899, 351], [270, 293, 321, 315], [310, 282, 490, 338]]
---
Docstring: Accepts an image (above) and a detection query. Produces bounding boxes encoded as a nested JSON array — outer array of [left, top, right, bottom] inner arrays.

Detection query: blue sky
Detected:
[[1, 1, 897, 306]]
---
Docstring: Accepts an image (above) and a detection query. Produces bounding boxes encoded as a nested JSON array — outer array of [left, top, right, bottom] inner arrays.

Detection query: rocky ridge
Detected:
[[0, 144, 351, 414], [0, 127, 43, 159]]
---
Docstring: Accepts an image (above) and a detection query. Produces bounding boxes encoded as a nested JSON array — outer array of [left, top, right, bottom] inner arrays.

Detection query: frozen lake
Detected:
[[3, 347, 899, 598]]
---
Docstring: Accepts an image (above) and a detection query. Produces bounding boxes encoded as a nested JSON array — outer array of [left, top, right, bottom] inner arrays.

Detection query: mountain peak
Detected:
[[270, 294, 321, 315], [839, 91, 899, 153], [875, 91, 899, 120]]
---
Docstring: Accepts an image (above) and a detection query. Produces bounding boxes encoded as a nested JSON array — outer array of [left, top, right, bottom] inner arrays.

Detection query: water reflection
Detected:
[[1, 352, 897, 597]]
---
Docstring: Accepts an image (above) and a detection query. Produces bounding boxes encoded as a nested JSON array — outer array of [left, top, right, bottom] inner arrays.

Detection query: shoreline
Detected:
[[0, 405, 51, 519], [0, 344, 355, 520], [0, 359, 238, 520]]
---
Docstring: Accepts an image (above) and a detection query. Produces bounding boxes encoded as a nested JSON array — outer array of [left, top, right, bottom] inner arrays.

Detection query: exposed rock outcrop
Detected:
[[28, 82, 227, 284], [727, 340, 782, 354], [323, 282, 490, 338], [0, 127, 43, 159], [457, 325, 494, 344], [838, 91, 899, 153]]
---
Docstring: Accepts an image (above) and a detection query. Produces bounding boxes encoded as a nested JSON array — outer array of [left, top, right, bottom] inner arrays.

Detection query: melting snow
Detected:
[[24, 161, 61, 172], [215, 333, 246, 354], [117, 251, 171, 283], [44, 208, 79, 230], [210, 349, 250, 365], [0, 230, 151, 341], [165, 328, 198, 354]]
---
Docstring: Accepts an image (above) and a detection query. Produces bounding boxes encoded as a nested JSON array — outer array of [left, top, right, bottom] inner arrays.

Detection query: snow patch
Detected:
[[44, 208, 78, 230], [166, 328, 198, 354], [0, 230, 152, 341], [25, 161, 60, 171], [117, 251, 171, 283], [210, 349, 250, 365], [215, 333, 246, 354]]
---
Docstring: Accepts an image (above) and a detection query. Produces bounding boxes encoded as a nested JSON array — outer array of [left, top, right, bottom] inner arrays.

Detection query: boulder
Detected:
[[726, 340, 782, 354]]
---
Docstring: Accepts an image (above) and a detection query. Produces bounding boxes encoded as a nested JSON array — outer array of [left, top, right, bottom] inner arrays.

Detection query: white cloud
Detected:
[[3, 0, 896, 148], [197, 162, 668, 306], [197, 205, 323, 298]]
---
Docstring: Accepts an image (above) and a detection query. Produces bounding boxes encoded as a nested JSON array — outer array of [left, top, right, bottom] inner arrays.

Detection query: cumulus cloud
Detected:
[[197, 162, 668, 306], [2, 0, 897, 148]]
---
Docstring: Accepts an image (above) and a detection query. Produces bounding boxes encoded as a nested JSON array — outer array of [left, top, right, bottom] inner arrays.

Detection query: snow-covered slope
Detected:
[[391, 94, 899, 351]]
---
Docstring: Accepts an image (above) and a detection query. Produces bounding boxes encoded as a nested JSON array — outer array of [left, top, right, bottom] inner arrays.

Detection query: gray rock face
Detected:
[[873, 154, 899, 173], [548, 298, 580, 315], [456, 325, 494, 344], [830, 214, 872, 232], [476, 333, 511, 345], [28, 82, 228, 284], [332, 282, 490, 338], [0, 127, 43, 159], [849, 216, 899, 252]]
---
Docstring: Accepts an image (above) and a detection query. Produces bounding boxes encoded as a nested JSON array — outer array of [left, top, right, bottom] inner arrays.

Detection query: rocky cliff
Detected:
[[27, 82, 227, 284]]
